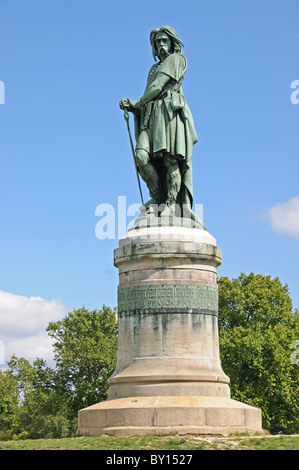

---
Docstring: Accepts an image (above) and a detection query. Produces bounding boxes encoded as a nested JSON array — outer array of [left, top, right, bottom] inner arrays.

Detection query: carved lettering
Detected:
[[118, 285, 218, 315]]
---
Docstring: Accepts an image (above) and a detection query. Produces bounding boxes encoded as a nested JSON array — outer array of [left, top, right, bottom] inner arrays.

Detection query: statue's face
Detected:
[[155, 32, 171, 58]]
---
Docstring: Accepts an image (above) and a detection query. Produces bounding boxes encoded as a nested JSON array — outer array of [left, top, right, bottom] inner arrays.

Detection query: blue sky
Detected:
[[0, 0, 298, 364]]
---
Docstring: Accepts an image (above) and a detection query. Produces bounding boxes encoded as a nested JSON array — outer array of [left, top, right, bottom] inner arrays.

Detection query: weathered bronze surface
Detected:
[[120, 26, 199, 223]]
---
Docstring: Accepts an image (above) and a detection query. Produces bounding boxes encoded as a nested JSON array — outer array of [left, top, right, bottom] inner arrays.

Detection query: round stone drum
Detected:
[[108, 225, 230, 399]]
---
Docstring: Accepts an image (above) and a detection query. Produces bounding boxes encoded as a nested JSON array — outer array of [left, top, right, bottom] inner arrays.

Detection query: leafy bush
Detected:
[[218, 273, 299, 434]]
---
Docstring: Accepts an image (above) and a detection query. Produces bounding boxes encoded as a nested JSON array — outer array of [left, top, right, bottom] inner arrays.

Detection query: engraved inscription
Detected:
[[118, 285, 218, 315]]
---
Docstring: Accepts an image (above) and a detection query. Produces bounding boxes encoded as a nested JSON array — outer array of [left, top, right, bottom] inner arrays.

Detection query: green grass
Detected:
[[0, 434, 298, 450]]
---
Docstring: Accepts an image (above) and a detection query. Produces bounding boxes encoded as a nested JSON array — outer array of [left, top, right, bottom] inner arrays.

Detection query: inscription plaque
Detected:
[[118, 285, 218, 316]]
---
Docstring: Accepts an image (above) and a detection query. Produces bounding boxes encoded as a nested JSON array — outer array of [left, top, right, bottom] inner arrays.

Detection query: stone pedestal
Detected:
[[78, 224, 263, 436]]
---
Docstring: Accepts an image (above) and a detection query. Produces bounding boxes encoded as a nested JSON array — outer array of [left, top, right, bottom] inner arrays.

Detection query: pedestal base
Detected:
[[78, 396, 263, 437], [78, 224, 263, 436]]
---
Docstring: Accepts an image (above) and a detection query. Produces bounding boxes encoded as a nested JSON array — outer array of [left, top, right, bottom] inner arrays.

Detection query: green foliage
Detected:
[[0, 276, 298, 439], [0, 305, 118, 439], [47, 305, 118, 418], [0, 369, 19, 438], [218, 273, 299, 434], [4, 355, 75, 439]]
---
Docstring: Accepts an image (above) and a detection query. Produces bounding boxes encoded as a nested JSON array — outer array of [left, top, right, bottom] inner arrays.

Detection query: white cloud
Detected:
[[0, 290, 70, 366], [263, 196, 299, 238], [6, 333, 55, 364]]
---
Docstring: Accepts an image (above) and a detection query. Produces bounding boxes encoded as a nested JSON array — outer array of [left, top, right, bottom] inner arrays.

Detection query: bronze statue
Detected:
[[120, 26, 200, 223]]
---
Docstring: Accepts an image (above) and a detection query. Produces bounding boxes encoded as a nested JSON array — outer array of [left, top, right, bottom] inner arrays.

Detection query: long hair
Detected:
[[150, 26, 184, 61]]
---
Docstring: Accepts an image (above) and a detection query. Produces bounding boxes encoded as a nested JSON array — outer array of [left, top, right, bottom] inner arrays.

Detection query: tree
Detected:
[[7, 356, 71, 439], [218, 273, 299, 434], [0, 368, 19, 439], [0, 305, 118, 439], [47, 305, 118, 419]]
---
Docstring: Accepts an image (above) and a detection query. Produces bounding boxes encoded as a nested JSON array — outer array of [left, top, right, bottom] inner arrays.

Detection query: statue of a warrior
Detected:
[[120, 26, 200, 223]]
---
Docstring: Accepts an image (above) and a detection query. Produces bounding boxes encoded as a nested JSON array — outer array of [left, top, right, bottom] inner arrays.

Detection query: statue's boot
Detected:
[[160, 199, 176, 217], [138, 162, 163, 213], [160, 164, 181, 217]]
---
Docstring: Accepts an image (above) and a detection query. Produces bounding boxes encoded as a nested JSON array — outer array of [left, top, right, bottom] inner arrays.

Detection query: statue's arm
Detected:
[[137, 72, 170, 106], [119, 72, 171, 113]]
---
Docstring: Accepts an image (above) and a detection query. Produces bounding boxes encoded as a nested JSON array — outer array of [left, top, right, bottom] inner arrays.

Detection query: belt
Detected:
[[156, 89, 171, 100]]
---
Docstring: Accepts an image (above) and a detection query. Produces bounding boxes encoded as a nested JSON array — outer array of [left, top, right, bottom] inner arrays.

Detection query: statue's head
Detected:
[[150, 26, 184, 61]]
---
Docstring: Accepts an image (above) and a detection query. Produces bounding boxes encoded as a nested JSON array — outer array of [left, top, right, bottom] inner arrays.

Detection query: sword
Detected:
[[123, 108, 144, 206]]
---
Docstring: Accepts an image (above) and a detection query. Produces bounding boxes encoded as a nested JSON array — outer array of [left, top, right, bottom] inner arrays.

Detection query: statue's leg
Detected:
[[136, 131, 163, 205], [162, 155, 182, 215]]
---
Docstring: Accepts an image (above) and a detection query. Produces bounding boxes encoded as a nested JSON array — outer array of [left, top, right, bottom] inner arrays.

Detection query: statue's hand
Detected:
[[119, 98, 129, 110], [119, 98, 139, 113]]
